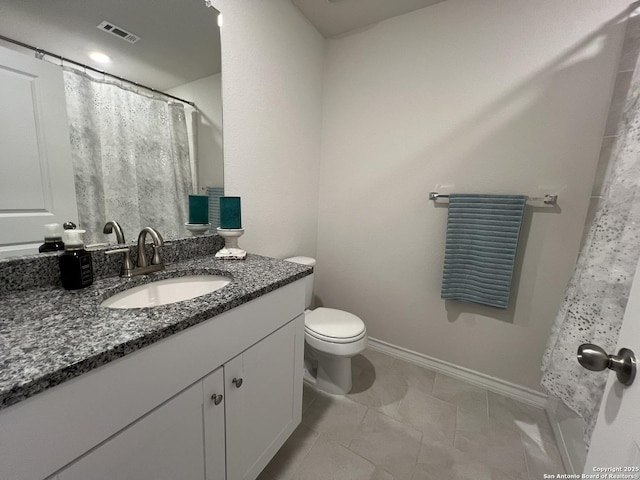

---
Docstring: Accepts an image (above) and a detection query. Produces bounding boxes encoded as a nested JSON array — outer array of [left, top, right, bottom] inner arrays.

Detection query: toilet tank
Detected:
[[284, 256, 315, 310]]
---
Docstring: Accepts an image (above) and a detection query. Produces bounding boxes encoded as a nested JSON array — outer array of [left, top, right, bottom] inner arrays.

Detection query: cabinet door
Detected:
[[58, 381, 206, 480], [225, 317, 304, 480], [203, 367, 226, 480]]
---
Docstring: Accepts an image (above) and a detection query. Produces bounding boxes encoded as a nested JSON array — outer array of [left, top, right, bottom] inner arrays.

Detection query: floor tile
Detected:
[[258, 424, 319, 480], [414, 439, 527, 480], [348, 350, 410, 414], [348, 350, 437, 419], [487, 391, 555, 445], [521, 434, 565, 478], [292, 434, 377, 480], [388, 387, 457, 445], [302, 390, 368, 447], [372, 468, 398, 480], [302, 384, 317, 411], [361, 348, 397, 368], [349, 409, 423, 480], [390, 358, 436, 396], [431, 373, 488, 415], [262, 349, 564, 480], [454, 408, 529, 479]]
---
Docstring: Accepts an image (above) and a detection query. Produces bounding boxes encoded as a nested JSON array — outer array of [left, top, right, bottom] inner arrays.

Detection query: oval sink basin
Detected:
[[101, 275, 231, 309]]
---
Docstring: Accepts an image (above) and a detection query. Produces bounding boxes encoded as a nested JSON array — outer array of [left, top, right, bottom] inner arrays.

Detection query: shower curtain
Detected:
[[63, 68, 192, 245], [541, 65, 640, 444]]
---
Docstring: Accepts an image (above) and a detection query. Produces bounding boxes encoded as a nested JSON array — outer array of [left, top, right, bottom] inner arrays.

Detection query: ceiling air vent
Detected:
[[97, 21, 141, 44]]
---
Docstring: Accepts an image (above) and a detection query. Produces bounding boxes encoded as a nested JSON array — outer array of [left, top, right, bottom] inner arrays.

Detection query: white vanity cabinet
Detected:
[[224, 320, 299, 480], [0, 279, 305, 480], [204, 367, 228, 480], [58, 370, 221, 480]]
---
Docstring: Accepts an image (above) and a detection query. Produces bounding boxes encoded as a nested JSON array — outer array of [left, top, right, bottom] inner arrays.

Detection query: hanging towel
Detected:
[[440, 194, 527, 309]]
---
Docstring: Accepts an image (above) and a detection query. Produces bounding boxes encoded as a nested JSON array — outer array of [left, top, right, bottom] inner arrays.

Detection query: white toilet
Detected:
[[285, 256, 367, 395]]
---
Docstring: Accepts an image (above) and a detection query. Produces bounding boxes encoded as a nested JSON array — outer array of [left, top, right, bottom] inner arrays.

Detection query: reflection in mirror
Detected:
[[0, 0, 223, 256]]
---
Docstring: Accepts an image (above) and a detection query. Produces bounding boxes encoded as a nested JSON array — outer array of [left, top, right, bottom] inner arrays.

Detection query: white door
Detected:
[[0, 45, 77, 258], [584, 256, 640, 477]]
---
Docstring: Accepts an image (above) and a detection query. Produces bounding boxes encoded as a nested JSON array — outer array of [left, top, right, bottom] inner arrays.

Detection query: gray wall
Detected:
[[209, 0, 324, 259], [211, 0, 631, 394], [315, 0, 629, 392]]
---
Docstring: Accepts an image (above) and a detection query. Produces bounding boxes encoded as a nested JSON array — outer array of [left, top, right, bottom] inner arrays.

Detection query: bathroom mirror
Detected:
[[0, 0, 223, 254]]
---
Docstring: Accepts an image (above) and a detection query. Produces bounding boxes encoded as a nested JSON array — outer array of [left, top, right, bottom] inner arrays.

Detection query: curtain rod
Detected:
[[0, 34, 196, 107]]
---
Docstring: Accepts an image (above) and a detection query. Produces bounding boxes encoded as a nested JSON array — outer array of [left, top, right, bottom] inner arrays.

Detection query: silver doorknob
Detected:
[[232, 377, 243, 388], [211, 393, 223, 405], [577, 343, 637, 386]]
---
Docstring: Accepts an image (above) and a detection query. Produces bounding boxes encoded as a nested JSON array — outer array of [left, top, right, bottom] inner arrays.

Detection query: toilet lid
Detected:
[[305, 308, 366, 342]]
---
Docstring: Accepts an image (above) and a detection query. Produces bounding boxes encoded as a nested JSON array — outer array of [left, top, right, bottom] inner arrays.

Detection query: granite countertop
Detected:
[[0, 254, 312, 410]]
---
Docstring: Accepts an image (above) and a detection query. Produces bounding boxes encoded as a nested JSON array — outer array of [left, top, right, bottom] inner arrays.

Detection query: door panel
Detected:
[[225, 320, 300, 480], [585, 257, 640, 476], [0, 45, 77, 257]]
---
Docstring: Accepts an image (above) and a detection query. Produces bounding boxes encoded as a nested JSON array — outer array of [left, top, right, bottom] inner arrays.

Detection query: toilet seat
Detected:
[[305, 307, 366, 344]]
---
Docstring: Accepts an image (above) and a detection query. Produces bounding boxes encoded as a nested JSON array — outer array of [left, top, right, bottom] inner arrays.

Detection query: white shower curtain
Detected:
[[63, 69, 192, 245], [541, 65, 640, 444]]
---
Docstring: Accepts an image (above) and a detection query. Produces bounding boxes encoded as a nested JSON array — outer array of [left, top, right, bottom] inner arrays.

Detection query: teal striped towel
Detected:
[[441, 194, 527, 309]]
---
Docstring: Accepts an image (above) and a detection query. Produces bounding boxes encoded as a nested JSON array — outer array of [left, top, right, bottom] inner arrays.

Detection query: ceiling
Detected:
[[0, 0, 221, 91], [291, 0, 448, 38], [0, 0, 445, 90]]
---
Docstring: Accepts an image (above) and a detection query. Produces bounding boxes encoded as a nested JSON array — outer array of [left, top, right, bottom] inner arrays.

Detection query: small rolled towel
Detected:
[[440, 193, 527, 309]]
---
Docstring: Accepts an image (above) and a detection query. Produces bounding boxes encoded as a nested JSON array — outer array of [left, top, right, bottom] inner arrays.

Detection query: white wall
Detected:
[[167, 73, 224, 191], [208, 0, 324, 258], [316, 0, 630, 391]]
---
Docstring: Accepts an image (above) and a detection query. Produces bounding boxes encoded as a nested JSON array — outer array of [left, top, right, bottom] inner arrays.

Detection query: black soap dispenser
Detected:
[[39, 223, 65, 253], [59, 229, 94, 290]]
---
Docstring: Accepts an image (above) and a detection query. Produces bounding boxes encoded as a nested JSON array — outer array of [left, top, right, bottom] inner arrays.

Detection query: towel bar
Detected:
[[429, 192, 558, 205]]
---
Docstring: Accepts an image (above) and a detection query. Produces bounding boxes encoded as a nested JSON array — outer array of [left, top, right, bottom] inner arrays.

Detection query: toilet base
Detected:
[[304, 345, 354, 395]]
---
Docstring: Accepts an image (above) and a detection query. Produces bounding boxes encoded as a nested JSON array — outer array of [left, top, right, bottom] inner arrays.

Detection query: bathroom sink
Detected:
[[101, 275, 231, 309]]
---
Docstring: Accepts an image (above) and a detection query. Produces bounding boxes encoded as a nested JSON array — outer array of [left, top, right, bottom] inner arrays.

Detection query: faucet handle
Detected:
[[151, 245, 163, 265], [105, 247, 130, 254], [137, 227, 164, 267], [105, 247, 135, 277]]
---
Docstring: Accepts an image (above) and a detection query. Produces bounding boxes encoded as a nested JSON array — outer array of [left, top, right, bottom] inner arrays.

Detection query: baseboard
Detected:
[[367, 337, 547, 409]]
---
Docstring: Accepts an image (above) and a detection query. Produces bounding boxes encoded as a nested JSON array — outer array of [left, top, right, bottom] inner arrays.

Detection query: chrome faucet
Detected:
[[103, 220, 126, 244], [137, 227, 164, 268], [103, 221, 135, 276], [105, 225, 164, 277]]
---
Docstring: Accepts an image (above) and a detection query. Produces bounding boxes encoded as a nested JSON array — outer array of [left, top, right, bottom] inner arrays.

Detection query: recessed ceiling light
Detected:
[[89, 51, 111, 64]]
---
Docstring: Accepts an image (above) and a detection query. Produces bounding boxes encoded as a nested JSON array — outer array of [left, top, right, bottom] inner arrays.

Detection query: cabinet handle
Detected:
[[232, 377, 243, 388], [211, 393, 223, 405]]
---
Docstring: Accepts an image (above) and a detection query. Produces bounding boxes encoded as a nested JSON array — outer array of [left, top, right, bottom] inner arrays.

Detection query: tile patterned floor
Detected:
[[258, 349, 565, 480]]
